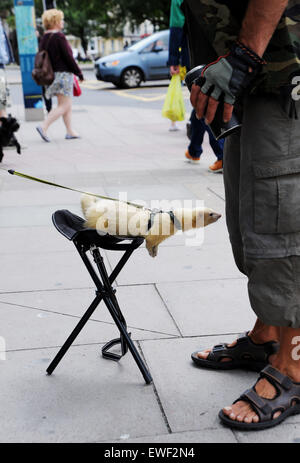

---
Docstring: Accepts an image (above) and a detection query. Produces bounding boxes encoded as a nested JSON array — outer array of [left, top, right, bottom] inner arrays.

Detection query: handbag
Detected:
[[73, 76, 82, 97]]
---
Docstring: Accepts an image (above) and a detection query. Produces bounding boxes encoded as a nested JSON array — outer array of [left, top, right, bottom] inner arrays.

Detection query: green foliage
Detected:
[[112, 0, 170, 31], [2, 0, 170, 53], [55, 0, 124, 52], [0, 0, 14, 20], [56, 0, 170, 44]]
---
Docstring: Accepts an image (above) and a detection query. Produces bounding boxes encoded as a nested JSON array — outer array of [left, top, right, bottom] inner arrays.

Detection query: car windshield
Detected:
[[128, 32, 168, 52]]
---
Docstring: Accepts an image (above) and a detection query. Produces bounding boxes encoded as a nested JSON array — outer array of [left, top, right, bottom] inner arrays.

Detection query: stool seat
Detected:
[[52, 209, 144, 251]]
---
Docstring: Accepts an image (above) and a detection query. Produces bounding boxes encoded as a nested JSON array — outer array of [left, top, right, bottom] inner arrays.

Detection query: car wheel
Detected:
[[121, 67, 143, 88]]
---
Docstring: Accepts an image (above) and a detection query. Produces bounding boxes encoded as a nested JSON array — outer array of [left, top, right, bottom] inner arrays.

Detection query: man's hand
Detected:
[[191, 43, 265, 124], [190, 84, 234, 125], [191, 0, 289, 124], [170, 65, 180, 76]]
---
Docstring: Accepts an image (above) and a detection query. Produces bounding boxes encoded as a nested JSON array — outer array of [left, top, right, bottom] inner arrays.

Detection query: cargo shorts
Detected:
[[224, 93, 300, 327]]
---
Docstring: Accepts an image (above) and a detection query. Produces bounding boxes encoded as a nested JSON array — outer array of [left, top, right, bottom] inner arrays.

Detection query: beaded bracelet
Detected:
[[235, 40, 267, 65]]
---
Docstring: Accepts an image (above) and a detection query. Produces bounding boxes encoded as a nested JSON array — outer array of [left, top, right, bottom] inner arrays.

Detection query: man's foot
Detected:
[[220, 363, 300, 428], [196, 330, 278, 362], [192, 331, 279, 371], [185, 150, 200, 163], [209, 159, 223, 173]]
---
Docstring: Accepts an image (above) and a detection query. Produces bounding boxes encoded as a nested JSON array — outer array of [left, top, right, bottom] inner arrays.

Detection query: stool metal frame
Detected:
[[46, 210, 152, 384]]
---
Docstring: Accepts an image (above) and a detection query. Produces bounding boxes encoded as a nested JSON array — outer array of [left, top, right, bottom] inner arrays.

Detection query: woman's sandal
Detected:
[[219, 365, 300, 430], [191, 332, 279, 371]]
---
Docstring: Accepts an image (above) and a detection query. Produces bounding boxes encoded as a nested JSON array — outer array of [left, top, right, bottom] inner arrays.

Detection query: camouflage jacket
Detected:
[[184, 0, 300, 94]]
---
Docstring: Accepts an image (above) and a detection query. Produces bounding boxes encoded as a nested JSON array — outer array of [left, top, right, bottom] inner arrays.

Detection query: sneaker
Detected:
[[185, 150, 200, 163], [169, 125, 179, 132], [209, 159, 223, 173]]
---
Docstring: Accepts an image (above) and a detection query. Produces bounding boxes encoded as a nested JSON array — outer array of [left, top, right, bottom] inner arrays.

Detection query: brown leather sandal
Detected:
[[191, 332, 279, 371], [219, 365, 300, 430]]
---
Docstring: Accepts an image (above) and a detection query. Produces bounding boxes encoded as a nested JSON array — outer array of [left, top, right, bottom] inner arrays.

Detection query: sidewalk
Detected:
[[0, 99, 299, 443], [6, 63, 94, 85]]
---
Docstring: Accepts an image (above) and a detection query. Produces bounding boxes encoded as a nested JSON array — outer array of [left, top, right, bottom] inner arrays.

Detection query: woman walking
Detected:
[[36, 9, 83, 142]]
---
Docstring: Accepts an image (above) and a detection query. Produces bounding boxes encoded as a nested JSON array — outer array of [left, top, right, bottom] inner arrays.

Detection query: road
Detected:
[[7, 68, 191, 111]]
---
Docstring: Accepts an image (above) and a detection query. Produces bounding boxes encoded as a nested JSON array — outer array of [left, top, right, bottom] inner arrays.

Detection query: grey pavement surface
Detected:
[[0, 69, 299, 443]]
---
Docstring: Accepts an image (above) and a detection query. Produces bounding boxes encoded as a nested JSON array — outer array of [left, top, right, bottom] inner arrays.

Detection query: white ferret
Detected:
[[81, 194, 221, 257]]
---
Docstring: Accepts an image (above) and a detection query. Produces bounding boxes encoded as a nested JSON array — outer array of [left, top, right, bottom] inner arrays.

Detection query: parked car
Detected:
[[94, 30, 170, 88]]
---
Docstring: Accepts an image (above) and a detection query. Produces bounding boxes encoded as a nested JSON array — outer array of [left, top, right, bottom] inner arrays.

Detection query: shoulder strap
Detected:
[[42, 32, 55, 51]]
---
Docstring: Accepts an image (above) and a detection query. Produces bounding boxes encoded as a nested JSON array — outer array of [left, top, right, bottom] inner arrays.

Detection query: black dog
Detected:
[[0, 115, 21, 163]]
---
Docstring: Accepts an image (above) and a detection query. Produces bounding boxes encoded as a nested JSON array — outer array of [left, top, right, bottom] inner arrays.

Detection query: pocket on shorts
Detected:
[[253, 157, 300, 234]]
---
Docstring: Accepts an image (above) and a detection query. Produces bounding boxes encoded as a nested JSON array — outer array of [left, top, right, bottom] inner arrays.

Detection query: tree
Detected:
[[111, 0, 170, 31], [0, 0, 13, 18], [0, 0, 170, 55], [56, 0, 170, 52], [56, 0, 124, 54]]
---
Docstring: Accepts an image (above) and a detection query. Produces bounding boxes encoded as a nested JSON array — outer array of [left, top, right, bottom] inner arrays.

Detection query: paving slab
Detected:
[[105, 183, 198, 204], [0, 284, 180, 339], [0, 226, 71, 255], [0, 203, 82, 228], [184, 183, 225, 208], [0, 250, 111, 293], [208, 184, 225, 200], [140, 336, 256, 433], [107, 243, 242, 285], [156, 279, 254, 337], [235, 423, 300, 443], [0, 301, 122, 350], [140, 337, 300, 438], [0, 345, 167, 443], [0, 184, 107, 209]]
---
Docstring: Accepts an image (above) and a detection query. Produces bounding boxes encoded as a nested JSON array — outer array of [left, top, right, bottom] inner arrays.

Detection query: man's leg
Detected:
[[195, 128, 279, 363], [223, 326, 300, 423], [221, 93, 300, 424]]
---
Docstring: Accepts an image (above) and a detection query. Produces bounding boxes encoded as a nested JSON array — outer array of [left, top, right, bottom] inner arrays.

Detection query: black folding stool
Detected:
[[46, 210, 152, 384]]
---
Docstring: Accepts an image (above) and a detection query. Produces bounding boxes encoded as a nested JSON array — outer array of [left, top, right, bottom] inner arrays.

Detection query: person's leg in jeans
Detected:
[[206, 124, 224, 172], [207, 126, 224, 161], [187, 109, 205, 158]]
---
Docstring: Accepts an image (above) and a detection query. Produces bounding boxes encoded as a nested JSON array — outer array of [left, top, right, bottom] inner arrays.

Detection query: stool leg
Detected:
[[92, 248, 129, 356], [102, 294, 152, 384], [91, 248, 153, 384], [46, 295, 102, 375]]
